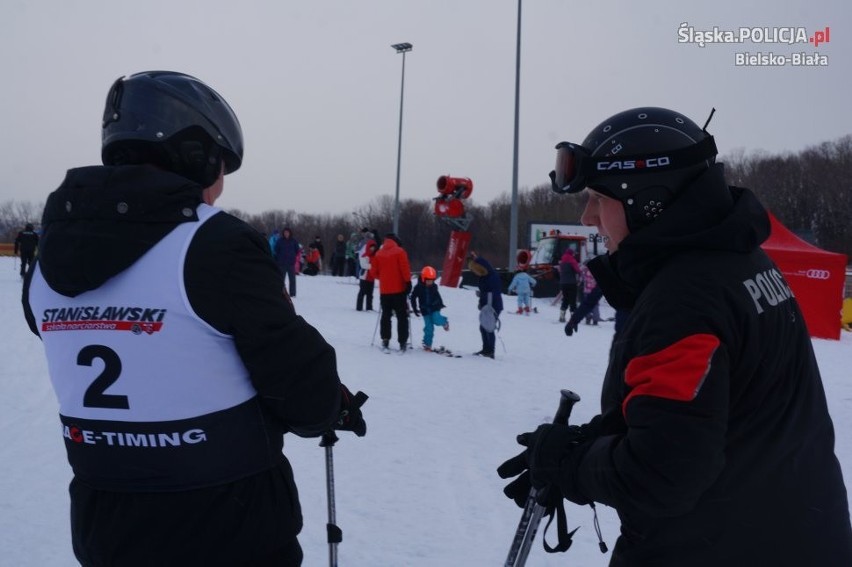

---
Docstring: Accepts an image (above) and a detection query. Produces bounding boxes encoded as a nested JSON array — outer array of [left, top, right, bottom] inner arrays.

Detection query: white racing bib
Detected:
[[28, 204, 282, 490]]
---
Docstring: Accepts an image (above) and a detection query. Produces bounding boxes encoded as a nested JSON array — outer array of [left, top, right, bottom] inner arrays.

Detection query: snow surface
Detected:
[[1, 256, 850, 566]]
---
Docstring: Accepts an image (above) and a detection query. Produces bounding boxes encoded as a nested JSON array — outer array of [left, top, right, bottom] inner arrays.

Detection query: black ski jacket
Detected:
[[22, 165, 342, 565], [410, 280, 446, 315], [574, 165, 852, 566], [14, 228, 39, 256]]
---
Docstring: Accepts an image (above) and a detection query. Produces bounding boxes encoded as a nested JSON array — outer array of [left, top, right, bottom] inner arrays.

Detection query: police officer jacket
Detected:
[[578, 165, 852, 566], [15, 227, 39, 256]]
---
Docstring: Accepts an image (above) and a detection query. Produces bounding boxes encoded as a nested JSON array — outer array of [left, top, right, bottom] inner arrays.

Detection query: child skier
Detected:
[[507, 267, 537, 314], [409, 266, 450, 351], [579, 262, 600, 325]]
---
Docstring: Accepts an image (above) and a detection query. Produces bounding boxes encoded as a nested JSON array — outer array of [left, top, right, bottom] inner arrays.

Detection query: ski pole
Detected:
[[406, 309, 414, 349], [370, 307, 381, 346], [504, 389, 580, 567], [320, 431, 343, 567], [495, 315, 507, 353]]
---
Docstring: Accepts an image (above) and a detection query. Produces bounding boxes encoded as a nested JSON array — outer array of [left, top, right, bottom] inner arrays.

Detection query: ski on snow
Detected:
[[426, 346, 462, 358], [378, 344, 460, 357]]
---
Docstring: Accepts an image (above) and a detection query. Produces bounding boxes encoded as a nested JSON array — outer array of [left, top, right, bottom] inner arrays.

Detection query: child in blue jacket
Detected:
[[409, 266, 449, 351], [468, 252, 503, 358], [507, 268, 537, 314]]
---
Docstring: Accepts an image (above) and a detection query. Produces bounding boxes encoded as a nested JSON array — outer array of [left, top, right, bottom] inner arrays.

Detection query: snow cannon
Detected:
[[436, 175, 473, 199], [433, 174, 474, 287], [516, 249, 531, 270], [434, 197, 466, 219]]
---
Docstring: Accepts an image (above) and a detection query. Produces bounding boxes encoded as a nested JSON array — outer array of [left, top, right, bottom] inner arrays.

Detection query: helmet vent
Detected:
[[644, 200, 665, 219], [103, 78, 124, 128]]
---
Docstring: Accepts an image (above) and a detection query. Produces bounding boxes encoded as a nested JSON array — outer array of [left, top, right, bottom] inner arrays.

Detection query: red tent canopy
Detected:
[[761, 212, 848, 340]]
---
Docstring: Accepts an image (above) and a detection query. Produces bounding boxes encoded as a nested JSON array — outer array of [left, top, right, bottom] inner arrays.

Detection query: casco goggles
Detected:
[[549, 136, 718, 195]]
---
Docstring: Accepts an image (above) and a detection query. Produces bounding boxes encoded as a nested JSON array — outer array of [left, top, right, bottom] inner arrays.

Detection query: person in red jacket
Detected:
[[370, 233, 412, 352]]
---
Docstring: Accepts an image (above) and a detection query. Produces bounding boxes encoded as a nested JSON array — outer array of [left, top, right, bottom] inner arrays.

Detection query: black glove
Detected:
[[413, 309, 421, 317], [499, 468, 565, 511], [404, 282, 412, 296], [497, 423, 593, 507], [334, 384, 368, 437], [564, 314, 580, 337]]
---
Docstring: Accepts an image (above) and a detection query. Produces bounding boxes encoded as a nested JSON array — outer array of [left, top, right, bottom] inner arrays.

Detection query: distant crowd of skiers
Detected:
[[267, 227, 378, 278], [264, 222, 613, 358], [11, 214, 625, 357]]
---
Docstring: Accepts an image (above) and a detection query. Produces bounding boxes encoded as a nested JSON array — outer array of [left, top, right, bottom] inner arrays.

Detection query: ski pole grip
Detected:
[[320, 430, 339, 448], [553, 389, 581, 425], [353, 391, 369, 408], [327, 523, 343, 544]]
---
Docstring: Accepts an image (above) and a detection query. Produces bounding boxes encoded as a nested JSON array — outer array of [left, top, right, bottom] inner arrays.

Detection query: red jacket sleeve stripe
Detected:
[[622, 333, 720, 418]]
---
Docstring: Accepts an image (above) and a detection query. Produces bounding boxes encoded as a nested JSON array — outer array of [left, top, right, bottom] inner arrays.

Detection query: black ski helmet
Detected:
[[552, 107, 717, 231], [101, 71, 244, 187]]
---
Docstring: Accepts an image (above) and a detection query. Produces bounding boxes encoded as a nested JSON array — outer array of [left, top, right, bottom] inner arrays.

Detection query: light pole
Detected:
[[508, 0, 522, 270], [391, 42, 413, 235]]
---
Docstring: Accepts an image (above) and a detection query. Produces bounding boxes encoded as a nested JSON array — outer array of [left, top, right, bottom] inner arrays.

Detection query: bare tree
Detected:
[[0, 200, 44, 242], [724, 134, 852, 257]]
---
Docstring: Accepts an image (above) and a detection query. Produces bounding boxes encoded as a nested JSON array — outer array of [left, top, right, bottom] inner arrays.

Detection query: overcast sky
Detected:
[[1, 0, 849, 218]]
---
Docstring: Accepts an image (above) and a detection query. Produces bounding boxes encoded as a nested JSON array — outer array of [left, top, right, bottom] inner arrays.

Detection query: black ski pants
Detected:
[[70, 461, 305, 566], [357, 280, 375, 311], [560, 283, 578, 313], [380, 292, 409, 346], [19, 250, 35, 277], [331, 257, 345, 277], [282, 263, 297, 297]]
